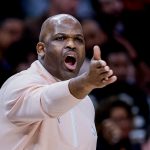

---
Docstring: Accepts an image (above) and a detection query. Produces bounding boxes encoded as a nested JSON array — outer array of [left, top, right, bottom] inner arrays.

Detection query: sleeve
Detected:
[[4, 79, 81, 124]]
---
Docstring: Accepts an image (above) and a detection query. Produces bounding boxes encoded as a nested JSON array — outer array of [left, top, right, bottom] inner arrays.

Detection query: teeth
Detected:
[[68, 55, 75, 57]]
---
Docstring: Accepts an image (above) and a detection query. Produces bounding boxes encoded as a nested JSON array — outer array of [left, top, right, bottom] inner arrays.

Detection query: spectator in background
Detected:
[[96, 97, 142, 150], [120, 0, 150, 82], [89, 0, 150, 107], [92, 44, 150, 144], [122, 0, 150, 95], [102, 42, 135, 84], [91, 0, 124, 37], [0, 18, 25, 86]]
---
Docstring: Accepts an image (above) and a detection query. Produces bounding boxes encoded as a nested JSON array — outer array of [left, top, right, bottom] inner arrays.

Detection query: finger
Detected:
[[102, 75, 117, 84], [98, 70, 113, 80], [96, 66, 110, 74], [92, 45, 101, 60], [93, 60, 106, 68]]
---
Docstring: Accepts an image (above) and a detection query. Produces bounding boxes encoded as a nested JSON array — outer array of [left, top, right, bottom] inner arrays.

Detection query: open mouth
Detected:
[[64, 55, 77, 71]]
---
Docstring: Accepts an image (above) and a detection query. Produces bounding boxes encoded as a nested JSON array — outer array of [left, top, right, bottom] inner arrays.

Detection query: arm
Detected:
[[4, 79, 80, 124], [5, 45, 116, 124]]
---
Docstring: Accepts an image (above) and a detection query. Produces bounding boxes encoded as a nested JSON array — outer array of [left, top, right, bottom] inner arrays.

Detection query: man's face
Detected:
[[110, 106, 132, 139], [40, 17, 85, 80]]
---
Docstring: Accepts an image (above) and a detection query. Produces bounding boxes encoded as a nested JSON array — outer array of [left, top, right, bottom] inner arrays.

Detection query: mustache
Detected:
[[65, 47, 76, 51]]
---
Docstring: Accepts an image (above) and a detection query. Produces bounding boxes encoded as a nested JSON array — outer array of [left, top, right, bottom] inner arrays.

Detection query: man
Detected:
[[0, 14, 117, 150]]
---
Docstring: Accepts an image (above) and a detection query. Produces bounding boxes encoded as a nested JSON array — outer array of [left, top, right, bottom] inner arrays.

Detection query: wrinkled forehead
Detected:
[[49, 15, 83, 35]]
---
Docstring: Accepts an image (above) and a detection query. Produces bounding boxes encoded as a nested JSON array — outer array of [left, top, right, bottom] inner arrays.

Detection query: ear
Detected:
[[36, 42, 46, 57]]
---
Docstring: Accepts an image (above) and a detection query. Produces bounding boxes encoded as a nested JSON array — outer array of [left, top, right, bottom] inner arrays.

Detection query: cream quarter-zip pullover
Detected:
[[0, 60, 97, 150]]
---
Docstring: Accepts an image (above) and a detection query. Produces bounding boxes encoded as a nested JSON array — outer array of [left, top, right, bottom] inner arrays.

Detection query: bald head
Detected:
[[39, 14, 82, 43]]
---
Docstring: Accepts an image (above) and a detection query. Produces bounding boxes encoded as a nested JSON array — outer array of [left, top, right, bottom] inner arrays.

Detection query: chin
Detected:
[[62, 71, 78, 80]]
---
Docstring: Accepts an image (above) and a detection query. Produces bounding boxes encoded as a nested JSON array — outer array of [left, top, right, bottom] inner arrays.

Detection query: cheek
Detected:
[[82, 47, 85, 58], [49, 41, 64, 49], [79, 47, 85, 62], [45, 47, 62, 65], [47, 43, 63, 56], [119, 121, 131, 132]]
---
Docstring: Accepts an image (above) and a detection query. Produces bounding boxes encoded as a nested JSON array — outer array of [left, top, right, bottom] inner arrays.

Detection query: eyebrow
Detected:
[[54, 33, 84, 38]]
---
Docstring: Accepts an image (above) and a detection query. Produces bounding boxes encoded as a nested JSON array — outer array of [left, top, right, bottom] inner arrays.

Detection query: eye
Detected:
[[55, 36, 65, 41], [75, 37, 84, 43]]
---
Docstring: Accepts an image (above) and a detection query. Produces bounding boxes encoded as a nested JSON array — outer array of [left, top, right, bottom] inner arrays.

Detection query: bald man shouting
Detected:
[[0, 14, 117, 150]]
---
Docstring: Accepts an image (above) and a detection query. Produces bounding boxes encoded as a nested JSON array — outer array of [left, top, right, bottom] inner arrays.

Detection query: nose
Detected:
[[65, 38, 76, 50]]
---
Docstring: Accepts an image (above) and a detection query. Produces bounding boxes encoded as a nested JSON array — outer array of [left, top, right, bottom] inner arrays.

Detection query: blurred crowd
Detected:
[[0, 0, 150, 149]]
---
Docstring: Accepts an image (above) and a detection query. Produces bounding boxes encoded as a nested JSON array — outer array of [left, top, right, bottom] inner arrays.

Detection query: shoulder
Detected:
[[2, 69, 42, 88], [0, 68, 46, 100]]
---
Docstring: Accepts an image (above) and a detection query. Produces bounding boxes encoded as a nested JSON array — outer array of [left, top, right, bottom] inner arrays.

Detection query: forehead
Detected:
[[50, 17, 83, 35], [110, 107, 128, 117]]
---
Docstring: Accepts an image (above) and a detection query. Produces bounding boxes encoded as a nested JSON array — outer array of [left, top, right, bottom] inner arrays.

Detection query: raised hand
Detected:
[[86, 45, 117, 88]]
